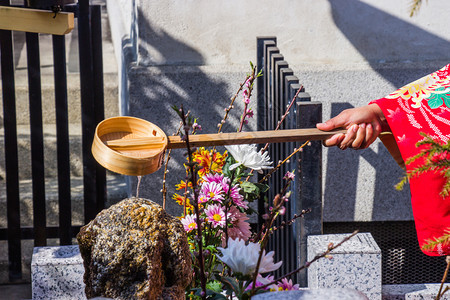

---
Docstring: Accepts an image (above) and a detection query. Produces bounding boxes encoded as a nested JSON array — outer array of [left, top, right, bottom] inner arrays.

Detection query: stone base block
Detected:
[[383, 284, 450, 300], [31, 245, 86, 300], [307, 233, 381, 300], [253, 288, 369, 299]]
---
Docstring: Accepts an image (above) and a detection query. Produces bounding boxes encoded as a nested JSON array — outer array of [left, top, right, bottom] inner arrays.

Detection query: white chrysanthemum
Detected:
[[216, 238, 282, 275], [225, 144, 272, 173]]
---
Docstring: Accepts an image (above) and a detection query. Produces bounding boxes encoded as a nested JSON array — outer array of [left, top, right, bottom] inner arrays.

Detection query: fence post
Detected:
[[0, 0, 22, 280], [296, 100, 323, 287], [256, 37, 276, 130], [53, 33, 73, 245]]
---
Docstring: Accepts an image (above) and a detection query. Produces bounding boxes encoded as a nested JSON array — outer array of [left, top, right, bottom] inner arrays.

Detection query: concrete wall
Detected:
[[106, 0, 450, 221]]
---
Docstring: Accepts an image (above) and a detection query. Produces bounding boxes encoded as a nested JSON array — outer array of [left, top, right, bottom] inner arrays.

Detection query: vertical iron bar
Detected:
[[296, 100, 323, 287], [256, 38, 276, 229], [52, 34, 72, 245], [0, 9, 22, 280], [281, 72, 295, 278], [78, 0, 97, 223], [91, 5, 106, 213], [256, 37, 276, 132], [26, 32, 47, 247]]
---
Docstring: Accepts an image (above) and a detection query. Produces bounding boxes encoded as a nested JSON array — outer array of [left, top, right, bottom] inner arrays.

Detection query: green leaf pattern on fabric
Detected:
[[427, 87, 450, 109]]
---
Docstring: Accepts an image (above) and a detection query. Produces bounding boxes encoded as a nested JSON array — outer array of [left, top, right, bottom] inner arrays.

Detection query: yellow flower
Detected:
[[192, 147, 227, 177], [175, 180, 192, 190]]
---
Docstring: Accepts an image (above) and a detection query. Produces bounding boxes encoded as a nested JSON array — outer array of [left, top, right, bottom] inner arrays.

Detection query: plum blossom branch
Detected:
[[173, 104, 207, 299], [258, 140, 310, 184]]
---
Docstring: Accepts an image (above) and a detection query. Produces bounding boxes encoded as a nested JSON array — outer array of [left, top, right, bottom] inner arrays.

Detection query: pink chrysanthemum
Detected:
[[202, 173, 225, 184], [180, 214, 197, 233], [274, 278, 300, 291], [228, 206, 252, 241], [222, 183, 248, 209], [245, 274, 275, 291], [205, 204, 228, 228], [197, 194, 208, 204], [200, 181, 224, 203]]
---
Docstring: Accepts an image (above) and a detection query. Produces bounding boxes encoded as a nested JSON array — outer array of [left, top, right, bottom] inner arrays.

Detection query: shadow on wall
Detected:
[[123, 9, 244, 215], [323, 103, 412, 222], [329, 0, 450, 88], [323, 0, 449, 221]]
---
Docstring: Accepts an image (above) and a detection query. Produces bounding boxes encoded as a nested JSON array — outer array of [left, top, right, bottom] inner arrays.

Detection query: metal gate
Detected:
[[0, 0, 106, 282]]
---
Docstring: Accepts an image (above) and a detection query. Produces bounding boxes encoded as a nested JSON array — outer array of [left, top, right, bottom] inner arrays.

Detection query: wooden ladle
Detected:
[[92, 116, 346, 176]]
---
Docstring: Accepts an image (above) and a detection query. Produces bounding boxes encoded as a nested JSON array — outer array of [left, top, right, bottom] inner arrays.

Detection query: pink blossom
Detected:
[[283, 171, 295, 181], [274, 278, 300, 291], [192, 122, 202, 134], [181, 214, 197, 233], [246, 108, 254, 118], [205, 204, 228, 228], [243, 97, 250, 104], [200, 181, 224, 203], [245, 78, 251, 88]]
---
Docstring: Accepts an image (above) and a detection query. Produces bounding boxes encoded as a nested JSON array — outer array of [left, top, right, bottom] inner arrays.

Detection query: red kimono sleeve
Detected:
[[369, 64, 450, 256]]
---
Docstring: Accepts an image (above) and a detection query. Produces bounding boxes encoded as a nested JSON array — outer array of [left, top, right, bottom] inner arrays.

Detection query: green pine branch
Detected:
[[422, 228, 450, 252], [395, 133, 450, 198]]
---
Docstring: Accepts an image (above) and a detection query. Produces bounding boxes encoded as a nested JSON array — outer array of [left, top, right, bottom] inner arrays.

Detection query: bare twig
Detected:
[[270, 208, 311, 233], [258, 140, 310, 184], [246, 87, 303, 181], [178, 105, 207, 299], [436, 256, 450, 300], [162, 123, 183, 210]]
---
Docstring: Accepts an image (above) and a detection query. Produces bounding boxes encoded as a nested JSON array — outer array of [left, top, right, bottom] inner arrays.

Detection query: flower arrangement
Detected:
[[163, 64, 356, 299]]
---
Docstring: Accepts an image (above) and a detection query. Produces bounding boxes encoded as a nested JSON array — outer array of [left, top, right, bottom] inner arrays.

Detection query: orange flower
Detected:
[[175, 180, 192, 190], [192, 147, 227, 177], [172, 193, 194, 213]]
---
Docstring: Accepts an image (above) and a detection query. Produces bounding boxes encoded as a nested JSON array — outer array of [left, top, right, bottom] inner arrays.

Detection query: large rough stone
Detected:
[[77, 197, 192, 299]]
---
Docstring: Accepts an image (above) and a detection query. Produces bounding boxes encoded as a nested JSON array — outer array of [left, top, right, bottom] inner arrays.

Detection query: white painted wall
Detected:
[[136, 0, 450, 66], [106, 0, 450, 221]]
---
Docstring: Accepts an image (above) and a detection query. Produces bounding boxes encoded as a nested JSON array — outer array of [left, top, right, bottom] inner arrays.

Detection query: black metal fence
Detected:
[[0, 0, 106, 282], [256, 37, 322, 286]]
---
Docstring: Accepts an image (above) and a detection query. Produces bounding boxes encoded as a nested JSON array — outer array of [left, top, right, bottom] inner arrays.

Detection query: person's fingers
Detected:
[[339, 124, 358, 150], [361, 123, 375, 149], [322, 133, 345, 147], [363, 122, 383, 149], [351, 124, 366, 149]]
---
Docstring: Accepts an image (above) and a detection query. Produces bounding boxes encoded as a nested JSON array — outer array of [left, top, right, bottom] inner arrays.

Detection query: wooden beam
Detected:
[[0, 6, 74, 35]]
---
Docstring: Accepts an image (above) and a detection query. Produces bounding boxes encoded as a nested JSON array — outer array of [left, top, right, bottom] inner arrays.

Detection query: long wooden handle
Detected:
[[105, 128, 347, 151], [167, 128, 346, 148]]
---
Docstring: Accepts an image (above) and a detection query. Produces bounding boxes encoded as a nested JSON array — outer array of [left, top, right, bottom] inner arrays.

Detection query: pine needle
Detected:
[[409, 0, 424, 17], [396, 133, 450, 198]]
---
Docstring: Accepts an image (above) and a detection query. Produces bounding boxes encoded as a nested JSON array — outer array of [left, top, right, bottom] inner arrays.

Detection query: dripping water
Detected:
[[136, 175, 142, 198]]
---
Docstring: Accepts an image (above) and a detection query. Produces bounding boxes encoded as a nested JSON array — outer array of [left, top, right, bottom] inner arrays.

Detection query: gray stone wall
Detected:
[[105, 0, 450, 220]]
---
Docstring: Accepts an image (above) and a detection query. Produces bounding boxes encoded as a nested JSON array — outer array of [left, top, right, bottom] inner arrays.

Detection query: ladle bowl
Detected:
[[92, 116, 168, 176]]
